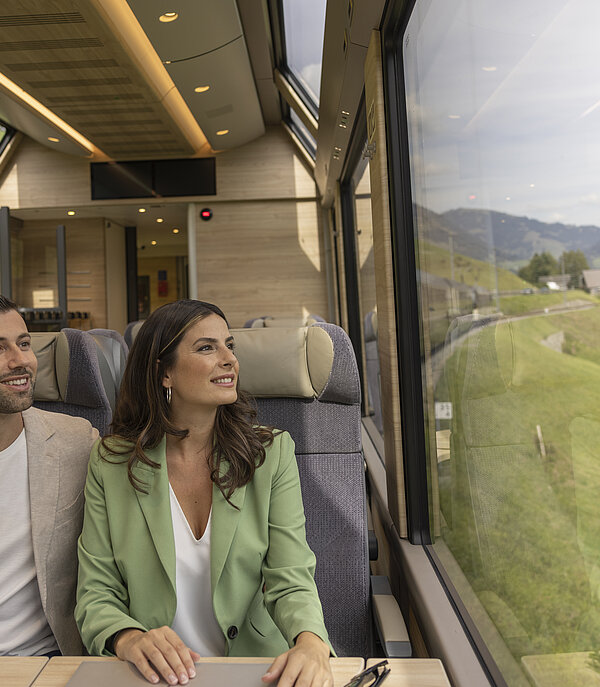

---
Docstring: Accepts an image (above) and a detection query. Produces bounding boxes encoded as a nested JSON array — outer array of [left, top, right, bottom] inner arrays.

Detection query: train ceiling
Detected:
[[0, 0, 280, 160]]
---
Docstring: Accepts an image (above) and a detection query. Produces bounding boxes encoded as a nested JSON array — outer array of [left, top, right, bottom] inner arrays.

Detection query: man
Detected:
[[0, 295, 98, 656]]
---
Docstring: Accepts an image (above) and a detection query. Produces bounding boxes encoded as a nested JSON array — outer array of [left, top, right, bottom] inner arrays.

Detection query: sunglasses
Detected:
[[343, 660, 390, 687]]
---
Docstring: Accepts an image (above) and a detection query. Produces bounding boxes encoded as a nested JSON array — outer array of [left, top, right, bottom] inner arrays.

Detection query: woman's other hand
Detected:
[[262, 631, 333, 687], [114, 627, 200, 685]]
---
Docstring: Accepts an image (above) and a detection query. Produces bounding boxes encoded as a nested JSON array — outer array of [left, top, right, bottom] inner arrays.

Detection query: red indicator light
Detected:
[[200, 208, 213, 221]]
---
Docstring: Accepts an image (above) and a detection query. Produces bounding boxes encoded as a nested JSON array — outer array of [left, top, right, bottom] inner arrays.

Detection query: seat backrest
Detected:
[[31, 329, 112, 436], [124, 320, 144, 347], [243, 314, 326, 328], [88, 328, 129, 413], [233, 323, 369, 657]]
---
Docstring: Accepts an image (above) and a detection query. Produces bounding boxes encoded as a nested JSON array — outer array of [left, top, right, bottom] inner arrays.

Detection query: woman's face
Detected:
[[162, 313, 239, 412]]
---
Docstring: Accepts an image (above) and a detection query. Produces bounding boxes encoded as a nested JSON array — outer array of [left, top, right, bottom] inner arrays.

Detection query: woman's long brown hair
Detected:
[[100, 299, 275, 504]]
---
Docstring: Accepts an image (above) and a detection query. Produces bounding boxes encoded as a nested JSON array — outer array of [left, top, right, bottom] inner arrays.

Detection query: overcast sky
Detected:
[[404, 0, 600, 227], [282, 0, 327, 103]]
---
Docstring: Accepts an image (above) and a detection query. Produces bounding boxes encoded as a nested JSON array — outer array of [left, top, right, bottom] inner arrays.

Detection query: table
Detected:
[[0, 657, 48, 687], [521, 652, 600, 687], [366, 658, 452, 687], [32, 656, 365, 687]]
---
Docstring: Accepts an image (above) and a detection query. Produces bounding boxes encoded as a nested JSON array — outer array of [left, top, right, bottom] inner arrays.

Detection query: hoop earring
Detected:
[[165, 387, 172, 405]]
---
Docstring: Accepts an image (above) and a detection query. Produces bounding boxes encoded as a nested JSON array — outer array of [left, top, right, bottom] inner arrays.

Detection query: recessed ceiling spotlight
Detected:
[[47, 136, 59, 142], [172, 228, 180, 234], [156, 217, 164, 223], [151, 240, 157, 245], [482, 66, 497, 72], [448, 114, 461, 119], [164, 60, 172, 65], [216, 129, 229, 136], [194, 85, 210, 93], [138, 208, 146, 213], [159, 12, 178, 22], [67, 210, 75, 216]]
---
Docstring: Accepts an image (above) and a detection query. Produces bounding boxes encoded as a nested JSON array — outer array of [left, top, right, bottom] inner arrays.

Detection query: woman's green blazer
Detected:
[[75, 430, 331, 657]]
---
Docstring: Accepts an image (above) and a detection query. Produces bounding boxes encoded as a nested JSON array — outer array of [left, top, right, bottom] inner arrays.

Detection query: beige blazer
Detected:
[[23, 407, 98, 655]]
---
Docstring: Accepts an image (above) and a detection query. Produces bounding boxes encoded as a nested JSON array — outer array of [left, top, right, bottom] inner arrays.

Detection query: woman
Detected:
[[75, 300, 333, 686]]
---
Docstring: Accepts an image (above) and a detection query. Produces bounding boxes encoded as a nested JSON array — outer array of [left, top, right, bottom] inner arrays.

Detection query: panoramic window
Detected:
[[289, 109, 316, 158], [281, 0, 327, 109], [401, 1, 600, 684]]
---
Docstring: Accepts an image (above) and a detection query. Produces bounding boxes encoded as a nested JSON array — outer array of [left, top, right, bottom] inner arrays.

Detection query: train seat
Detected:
[[124, 319, 144, 347], [243, 314, 326, 328], [88, 328, 129, 413], [31, 329, 112, 436], [232, 322, 377, 657]]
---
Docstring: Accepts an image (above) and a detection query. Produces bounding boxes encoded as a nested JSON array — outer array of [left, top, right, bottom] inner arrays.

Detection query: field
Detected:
[[435, 304, 600, 682]]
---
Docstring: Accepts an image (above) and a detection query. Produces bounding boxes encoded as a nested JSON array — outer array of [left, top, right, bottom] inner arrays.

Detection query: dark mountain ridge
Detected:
[[417, 205, 600, 265]]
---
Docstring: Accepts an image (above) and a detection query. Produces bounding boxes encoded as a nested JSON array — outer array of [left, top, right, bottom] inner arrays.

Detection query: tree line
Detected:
[[518, 250, 589, 288]]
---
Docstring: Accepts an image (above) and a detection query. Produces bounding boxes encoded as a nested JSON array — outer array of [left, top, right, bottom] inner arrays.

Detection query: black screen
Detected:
[[90, 158, 216, 200]]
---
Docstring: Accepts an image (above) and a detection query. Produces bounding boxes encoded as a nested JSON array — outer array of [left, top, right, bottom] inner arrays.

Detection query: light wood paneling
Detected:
[[104, 220, 127, 332], [364, 32, 408, 537], [194, 199, 328, 328], [0, 128, 317, 211], [13, 218, 108, 328]]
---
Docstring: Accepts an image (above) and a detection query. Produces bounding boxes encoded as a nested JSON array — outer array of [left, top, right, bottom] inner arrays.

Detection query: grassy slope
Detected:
[[419, 239, 529, 291], [437, 305, 600, 662]]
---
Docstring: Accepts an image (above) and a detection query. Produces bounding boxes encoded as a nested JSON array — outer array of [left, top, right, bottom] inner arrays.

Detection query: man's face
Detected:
[[0, 309, 37, 415]]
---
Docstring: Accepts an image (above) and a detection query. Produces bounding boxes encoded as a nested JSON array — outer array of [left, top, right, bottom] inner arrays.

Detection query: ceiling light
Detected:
[[138, 208, 146, 213], [164, 60, 172, 65], [216, 129, 229, 136], [47, 136, 59, 142], [448, 115, 461, 119], [172, 228, 180, 234], [151, 240, 157, 245], [159, 12, 179, 22], [482, 66, 497, 72], [156, 218, 164, 223], [195, 85, 210, 93], [67, 210, 75, 216]]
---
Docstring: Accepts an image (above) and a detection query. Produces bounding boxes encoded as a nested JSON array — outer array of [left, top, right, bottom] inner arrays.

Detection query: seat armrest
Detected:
[[371, 575, 412, 657]]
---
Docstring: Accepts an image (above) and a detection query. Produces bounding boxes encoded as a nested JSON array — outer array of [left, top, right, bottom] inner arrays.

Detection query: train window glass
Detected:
[[351, 155, 383, 438], [401, 0, 600, 682], [0, 121, 15, 157], [281, 0, 327, 109], [289, 109, 316, 158], [11, 226, 59, 310]]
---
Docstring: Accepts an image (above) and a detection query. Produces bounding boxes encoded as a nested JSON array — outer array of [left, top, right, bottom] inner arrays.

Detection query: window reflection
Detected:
[[289, 110, 316, 158], [282, 0, 327, 106], [350, 155, 383, 436], [403, 0, 600, 683]]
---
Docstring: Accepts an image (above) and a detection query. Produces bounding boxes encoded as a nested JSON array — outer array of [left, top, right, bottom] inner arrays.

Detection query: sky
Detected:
[[282, 0, 327, 103], [404, 0, 600, 227]]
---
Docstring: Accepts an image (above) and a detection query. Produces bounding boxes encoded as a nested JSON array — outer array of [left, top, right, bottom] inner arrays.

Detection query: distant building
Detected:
[[538, 274, 570, 291], [582, 269, 600, 295]]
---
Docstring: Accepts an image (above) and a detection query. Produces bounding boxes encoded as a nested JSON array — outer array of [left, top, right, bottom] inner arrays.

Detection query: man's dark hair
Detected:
[[0, 295, 17, 314]]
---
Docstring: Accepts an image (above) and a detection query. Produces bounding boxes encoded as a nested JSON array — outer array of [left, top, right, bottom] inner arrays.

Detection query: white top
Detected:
[[169, 485, 225, 656], [0, 429, 58, 656]]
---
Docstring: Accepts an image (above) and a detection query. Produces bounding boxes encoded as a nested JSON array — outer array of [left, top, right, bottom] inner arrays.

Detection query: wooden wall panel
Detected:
[[365, 32, 408, 537], [0, 127, 318, 210], [14, 218, 107, 328], [194, 199, 328, 328]]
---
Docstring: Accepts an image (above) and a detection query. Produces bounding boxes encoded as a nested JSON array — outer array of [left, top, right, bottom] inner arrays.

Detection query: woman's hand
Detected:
[[262, 631, 333, 687], [114, 627, 200, 685]]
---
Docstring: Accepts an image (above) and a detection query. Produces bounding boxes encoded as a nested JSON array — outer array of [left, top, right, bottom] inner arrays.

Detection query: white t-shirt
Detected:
[[0, 429, 58, 656], [169, 485, 225, 656]]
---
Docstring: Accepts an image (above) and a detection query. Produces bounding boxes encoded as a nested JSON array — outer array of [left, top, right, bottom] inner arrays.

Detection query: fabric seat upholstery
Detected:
[[31, 328, 112, 436], [233, 322, 370, 657]]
